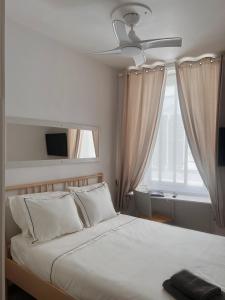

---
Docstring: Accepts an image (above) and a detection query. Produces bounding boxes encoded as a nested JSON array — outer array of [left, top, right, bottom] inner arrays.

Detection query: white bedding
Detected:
[[11, 214, 225, 300]]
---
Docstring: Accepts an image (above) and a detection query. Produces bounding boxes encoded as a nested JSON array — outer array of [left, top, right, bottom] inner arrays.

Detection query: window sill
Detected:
[[135, 189, 211, 204]]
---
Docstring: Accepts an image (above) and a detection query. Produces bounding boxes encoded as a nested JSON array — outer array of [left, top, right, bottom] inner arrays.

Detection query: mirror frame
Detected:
[[6, 117, 100, 168]]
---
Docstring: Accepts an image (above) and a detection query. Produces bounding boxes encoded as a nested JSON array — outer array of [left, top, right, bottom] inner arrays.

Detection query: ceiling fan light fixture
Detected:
[[123, 12, 140, 26]]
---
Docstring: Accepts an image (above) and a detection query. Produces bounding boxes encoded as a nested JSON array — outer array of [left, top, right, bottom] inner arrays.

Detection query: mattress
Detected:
[[11, 214, 225, 300]]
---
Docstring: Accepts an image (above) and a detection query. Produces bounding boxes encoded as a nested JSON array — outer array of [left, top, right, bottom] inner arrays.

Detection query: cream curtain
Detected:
[[176, 57, 224, 226], [67, 128, 81, 159], [116, 66, 166, 210], [67, 128, 77, 159], [77, 129, 84, 158], [92, 129, 98, 157], [216, 54, 225, 227]]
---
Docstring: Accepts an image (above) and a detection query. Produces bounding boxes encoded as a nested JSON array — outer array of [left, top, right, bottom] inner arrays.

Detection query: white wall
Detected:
[[5, 19, 118, 196]]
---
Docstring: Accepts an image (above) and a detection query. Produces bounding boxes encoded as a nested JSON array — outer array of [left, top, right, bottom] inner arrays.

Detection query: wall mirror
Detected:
[[6, 117, 99, 168]]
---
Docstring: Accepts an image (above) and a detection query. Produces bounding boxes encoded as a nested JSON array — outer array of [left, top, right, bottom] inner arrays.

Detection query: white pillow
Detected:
[[67, 183, 106, 223], [9, 191, 69, 237], [72, 182, 117, 227], [23, 194, 83, 243], [67, 183, 103, 224]]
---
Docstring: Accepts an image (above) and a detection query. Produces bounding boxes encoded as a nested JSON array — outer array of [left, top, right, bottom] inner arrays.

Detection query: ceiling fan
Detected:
[[93, 3, 182, 66]]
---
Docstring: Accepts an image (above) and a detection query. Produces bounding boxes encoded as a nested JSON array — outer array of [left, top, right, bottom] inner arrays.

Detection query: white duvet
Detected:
[[11, 214, 225, 300]]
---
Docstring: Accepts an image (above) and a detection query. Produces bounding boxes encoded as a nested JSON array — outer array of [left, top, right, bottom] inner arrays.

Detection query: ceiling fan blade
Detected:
[[133, 51, 146, 66], [92, 47, 122, 55], [140, 37, 182, 50], [112, 20, 130, 45]]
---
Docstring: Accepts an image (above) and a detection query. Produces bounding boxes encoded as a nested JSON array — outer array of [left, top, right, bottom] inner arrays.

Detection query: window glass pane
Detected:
[[77, 130, 96, 158], [175, 95, 185, 183], [161, 93, 174, 183], [140, 70, 208, 196]]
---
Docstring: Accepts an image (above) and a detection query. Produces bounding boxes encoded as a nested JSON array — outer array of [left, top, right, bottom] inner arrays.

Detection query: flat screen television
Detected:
[[218, 127, 225, 166], [45, 133, 68, 157]]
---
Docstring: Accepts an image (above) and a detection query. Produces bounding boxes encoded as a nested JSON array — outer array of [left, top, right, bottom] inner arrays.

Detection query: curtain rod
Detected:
[[118, 53, 220, 76], [177, 53, 218, 64]]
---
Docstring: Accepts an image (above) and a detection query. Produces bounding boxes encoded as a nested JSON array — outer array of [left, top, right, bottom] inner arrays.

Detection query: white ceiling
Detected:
[[6, 0, 225, 69]]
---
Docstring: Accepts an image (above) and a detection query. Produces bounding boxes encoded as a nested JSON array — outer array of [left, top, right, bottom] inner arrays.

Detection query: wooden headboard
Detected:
[[5, 173, 104, 243]]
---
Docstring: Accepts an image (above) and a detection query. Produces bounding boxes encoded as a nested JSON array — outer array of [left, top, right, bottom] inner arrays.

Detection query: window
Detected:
[[140, 70, 208, 196], [77, 130, 96, 159]]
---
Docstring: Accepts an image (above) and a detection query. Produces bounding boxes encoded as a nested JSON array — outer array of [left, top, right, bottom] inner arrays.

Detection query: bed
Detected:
[[5, 173, 225, 300]]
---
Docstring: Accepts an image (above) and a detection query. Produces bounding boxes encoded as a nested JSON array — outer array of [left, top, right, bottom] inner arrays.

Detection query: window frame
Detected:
[[140, 67, 209, 197]]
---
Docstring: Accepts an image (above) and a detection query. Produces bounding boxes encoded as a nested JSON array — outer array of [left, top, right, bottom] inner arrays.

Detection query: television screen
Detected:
[[45, 133, 68, 157], [218, 127, 225, 166]]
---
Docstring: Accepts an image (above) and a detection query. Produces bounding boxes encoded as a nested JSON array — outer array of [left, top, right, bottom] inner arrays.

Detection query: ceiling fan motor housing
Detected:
[[111, 3, 152, 26]]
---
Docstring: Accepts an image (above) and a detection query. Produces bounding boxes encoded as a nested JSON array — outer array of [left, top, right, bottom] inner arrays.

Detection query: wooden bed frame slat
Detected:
[[5, 173, 104, 300], [5, 173, 103, 192]]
